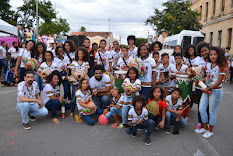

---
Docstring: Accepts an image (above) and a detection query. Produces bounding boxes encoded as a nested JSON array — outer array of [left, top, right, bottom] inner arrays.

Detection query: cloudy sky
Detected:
[[10, 0, 165, 44]]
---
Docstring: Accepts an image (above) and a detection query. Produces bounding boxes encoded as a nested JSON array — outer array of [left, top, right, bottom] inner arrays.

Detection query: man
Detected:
[[103, 33, 111, 50], [111, 41, 123, 71], [32, 28, 37, 43], [8, 41, 19, 64], [17, 26, 23, 43], [89, 65, 111, 109], [127, 35, 138, 58], [16, 71, 48, 130], [0, 41, 8, 78], [25, 28, 33, 42], [83, 38, 95, 77]]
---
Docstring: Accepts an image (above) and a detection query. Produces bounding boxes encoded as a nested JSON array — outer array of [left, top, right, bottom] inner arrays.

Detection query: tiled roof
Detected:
[[70, 32, 112, 37]]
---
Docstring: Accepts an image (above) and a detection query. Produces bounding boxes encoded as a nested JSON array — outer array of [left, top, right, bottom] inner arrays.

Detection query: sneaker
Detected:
[[195, 123, 202, 129], [131, 132, 137, 138], [145, 137, 151, 146], [164, 128, 170, 134], [117, 123, 124, 129], [28, 114, 36, 122], [202, 131, 213, 138], [22, 123, 31, 130], [195, 128, 207, 134]]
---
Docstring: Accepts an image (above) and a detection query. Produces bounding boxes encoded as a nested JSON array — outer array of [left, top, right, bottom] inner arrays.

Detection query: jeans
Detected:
[[92, 95, 110, 110], [16, 102, 48, 123], [45, 99, 71, 118], [165, 111, 187, 128], [0, 59, 8, 77], [195, 88, 209, 123], [81, 108, 103, 125], [140, 87, 151, 101], [88, 69, 94, 78], [62, 80, 70, 100], [106, 107, 122, 119], [71, 84, 78, 113], [126, 119, 155, 137], [34, 73, 43, 91], [148, 114, 162, 126], [199, 89, 223, 126], [20, 68, 28, 82], [122, 105, 131, 124]]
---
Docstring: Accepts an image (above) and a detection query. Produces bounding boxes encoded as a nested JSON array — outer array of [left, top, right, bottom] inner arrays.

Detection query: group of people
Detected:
[[3, 34, 229, 146]]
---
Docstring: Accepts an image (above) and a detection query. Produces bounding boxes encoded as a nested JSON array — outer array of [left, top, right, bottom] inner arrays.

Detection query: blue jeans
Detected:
[[165, 111, 187, 128], [106, 107, 122, 119], [92, 95, 110, 110], [62, 80, 70, 99], [122, 105, 131, 124], [20, 67, 28, 82], [140, 87, 151, 101], [16, 102, 48, 123], [34, 73, 43, 91], [88, 69, 94, 78], [71, 84, 78, 113], [148, 114, 162, 126], [195, 88, 209, 123], [45, 99, 71, 118], [81, 108, 103, 125], [126, 119, 155, 137], [0, 59, 8, 77], [199, 89, 223, 125]]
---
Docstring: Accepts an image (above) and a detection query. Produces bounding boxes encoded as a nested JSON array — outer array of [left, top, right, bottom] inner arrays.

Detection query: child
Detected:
[[148, 86, 167, 130], [105, 88, 124, 128], [195, 47, 228, 138], [95, 39, 113, 72], [117, 46, 133, 71], [152, 51, 161, 83], [1, 64, 18, 86], [111, 41, 123, 71], [165, 88, 187, 134], [63, 40, 76, 61], [127, 35, 138, 58], [76, 79, 103, 125], [169, 53, 188, 88], [126, 95, 154, 146], [169, 45, 183, 64], [122, 67, 141, 125], [149, 41, 163, 57], [41, 71, 71, 123], [37, 51, 59, 85], [157, 53, 172, 89], [183, 45, 200, 67], [137, 44, 156, 101], [70, 48, 90, 117]]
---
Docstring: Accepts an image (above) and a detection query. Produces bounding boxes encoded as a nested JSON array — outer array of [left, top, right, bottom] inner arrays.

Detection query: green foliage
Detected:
[[80, 26, 86, 32], [0, 0, 18, 26], [145, 0, 202, 36], [135, 38, 147, 47]]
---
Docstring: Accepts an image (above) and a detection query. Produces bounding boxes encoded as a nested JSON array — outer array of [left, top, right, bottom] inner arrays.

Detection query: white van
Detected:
[[161, 30, 205, 56]]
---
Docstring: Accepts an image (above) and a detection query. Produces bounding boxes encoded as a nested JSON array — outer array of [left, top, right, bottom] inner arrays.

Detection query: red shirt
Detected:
[[147, 99, 167, 117]]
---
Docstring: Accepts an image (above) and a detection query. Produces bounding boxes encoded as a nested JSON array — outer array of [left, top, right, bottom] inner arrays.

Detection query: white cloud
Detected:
[[10, 0, 166, 44]]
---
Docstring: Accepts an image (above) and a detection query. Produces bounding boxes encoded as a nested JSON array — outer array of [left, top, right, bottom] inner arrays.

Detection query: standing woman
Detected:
[[34, 42, 46, 91], [183, 45, 200, 67], [195, 47, 228, 138], [137, 44, 156, 101], [14, 40, 36, 82]]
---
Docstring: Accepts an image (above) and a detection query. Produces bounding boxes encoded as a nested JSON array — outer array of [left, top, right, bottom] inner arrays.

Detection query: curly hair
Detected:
[[150, 41, 163, 52], [137, 44, 149, 57], [196, 41, 210, 55], [46, 71, 62, 86], [35, 42, 46, 62], [127, 35, 136, 44], [75, 47, 89, 62], [184, 45, 198, 58], [209, 46, 228, 70], [148, 86, 165, 100], [63, 39, 77, 52], [132, 95, 146, 108]]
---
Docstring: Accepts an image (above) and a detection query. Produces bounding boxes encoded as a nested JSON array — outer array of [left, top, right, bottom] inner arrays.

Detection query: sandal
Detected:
[[75, 114, 83, 123], [51, 118, 60, 124], [69, 112, 74, 118], [110, 123, 120, 128]]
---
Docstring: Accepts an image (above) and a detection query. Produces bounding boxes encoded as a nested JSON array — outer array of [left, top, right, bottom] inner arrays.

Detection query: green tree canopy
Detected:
[[135, 38, 147, 47], [80, 26, 86, 32], [145, 0, 202, 36], [0, 0, 18, 26]]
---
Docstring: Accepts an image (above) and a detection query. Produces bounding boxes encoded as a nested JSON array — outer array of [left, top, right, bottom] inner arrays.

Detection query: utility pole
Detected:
[[36, 0, 39, 40]]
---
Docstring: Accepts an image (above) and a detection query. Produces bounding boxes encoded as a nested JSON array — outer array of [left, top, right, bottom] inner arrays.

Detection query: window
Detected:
[[200, 5, 202, 20], [228, 28, 232, 48], [206, 2, 208, 19], [210, 32, 213, 46], [221, 0, 225, 12], [213, 0, 216, 15], [218, 30, 222, 47]]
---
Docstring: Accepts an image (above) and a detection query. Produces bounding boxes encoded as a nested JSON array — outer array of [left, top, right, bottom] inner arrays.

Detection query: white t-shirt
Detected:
[[18, 49, 31, 68], [205, 62, 226, 88], [8, 47, 18, 59], [95, 50, 113, 71], [71, 61, 89, 84], [0, 46, 6, 59], [112, 95, 124, 106], [17, 81, 40, 104], [128, 46, 138, 58], [157, 63, 172, 88], [38, 61, 59, 83], [197, 57, 207, 68], [169, 64, 188, 87], [138, 57, 156, 87], [122, 78, 141, 105], [183, 56, 200, 67], [111, 49, 123, 70], [54, 56, 71, 72], [128, 107, 148, 123], [89, 74, 111, 92], [103, 37, 111, 50], [165, 95, 183, 110], [41, 83, 60, 105], [64, 52, 75, 61], [117, 56, 133, 71], [76, 89, 92, 111]]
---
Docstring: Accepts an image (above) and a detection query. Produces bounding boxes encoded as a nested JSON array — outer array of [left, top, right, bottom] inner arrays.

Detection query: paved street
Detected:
[[0, 84, 233, 156]]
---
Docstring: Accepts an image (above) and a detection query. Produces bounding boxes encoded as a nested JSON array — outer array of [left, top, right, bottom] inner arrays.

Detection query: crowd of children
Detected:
[[7, 35, 229, 146]]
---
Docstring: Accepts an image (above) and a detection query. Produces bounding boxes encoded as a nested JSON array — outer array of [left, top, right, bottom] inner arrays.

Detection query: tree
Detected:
[[80, 26, 86, 32], [135, 38, 147, 47], [145, 0, 202, 36], [0, 0, 18, 26]]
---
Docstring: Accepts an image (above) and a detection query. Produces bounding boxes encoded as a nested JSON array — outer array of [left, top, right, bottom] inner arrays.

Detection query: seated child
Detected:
[[1, 64, 18, 86], [105, 88, 124, 128], [126, 95, 154, 146], [76, 78, 103, 125], [165, 88, 188, 134]]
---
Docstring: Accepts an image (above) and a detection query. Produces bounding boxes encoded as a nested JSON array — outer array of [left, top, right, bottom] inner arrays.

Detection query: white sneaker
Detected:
[[202, 131, 213, 138], [195, 128, 207, 134]]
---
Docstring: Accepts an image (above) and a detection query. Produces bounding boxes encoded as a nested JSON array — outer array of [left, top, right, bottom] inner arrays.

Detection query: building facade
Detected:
[[190, 0, 233, 49]]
